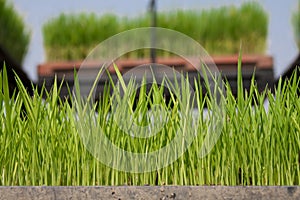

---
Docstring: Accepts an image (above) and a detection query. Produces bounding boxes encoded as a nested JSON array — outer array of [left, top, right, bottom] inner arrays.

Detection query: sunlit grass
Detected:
[[0, 62, 299, 186]]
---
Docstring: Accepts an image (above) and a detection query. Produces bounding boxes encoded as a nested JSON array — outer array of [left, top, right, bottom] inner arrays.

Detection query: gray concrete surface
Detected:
[[0, 186, 299, 200]]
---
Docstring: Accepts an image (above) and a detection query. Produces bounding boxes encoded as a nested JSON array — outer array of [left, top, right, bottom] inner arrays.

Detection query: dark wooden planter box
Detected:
[[37, 55, 274, 99], [0, 46, 33, 96]]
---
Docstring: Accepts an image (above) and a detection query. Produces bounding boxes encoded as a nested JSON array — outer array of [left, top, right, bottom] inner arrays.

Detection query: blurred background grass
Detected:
[[0, 0, 30, 65], [43, 2, 268, 61], [292, 0, 300, 50]]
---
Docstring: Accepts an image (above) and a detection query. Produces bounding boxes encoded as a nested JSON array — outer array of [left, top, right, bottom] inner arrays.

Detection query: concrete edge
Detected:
[[0, 186, 300, 200]]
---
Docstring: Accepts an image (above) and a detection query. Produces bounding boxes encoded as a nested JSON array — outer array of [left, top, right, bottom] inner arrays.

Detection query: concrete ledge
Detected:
[[0, 186, 300, 200]]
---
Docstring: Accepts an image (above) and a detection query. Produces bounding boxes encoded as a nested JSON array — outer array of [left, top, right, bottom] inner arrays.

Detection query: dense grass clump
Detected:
[[0, 0, 30, 64], [43, 1, 268, 61], [0, 61, 299, 186]]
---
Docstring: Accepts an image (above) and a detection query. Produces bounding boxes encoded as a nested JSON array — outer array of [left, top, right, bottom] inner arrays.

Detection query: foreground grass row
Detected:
[[0, 64, 299, 186]]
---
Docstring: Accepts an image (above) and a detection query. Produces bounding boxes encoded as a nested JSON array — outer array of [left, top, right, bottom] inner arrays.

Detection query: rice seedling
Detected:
[[0, 60, 299, 186]]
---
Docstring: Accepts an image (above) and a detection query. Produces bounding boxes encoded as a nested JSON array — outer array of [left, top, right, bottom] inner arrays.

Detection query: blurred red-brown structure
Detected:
[[38, 55, 274, 99]]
